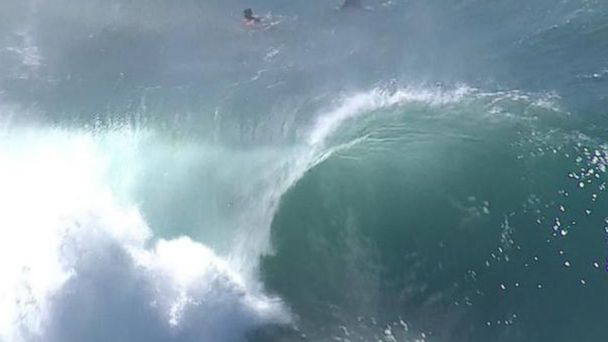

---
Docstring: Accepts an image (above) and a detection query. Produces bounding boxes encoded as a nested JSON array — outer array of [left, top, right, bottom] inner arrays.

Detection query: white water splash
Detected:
[[0, 128, 288, 342]]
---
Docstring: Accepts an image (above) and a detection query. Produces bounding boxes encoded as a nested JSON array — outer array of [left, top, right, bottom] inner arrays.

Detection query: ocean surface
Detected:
[[1, 1, 607, 341]]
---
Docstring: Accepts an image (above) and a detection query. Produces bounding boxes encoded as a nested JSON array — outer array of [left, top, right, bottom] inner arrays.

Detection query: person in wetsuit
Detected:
[[242, 8, 261, 27], [341, 0, 362, 9]]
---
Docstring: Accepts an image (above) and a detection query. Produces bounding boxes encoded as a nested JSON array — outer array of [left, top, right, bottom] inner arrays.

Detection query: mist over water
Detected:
[[1, 1, 607, 341]]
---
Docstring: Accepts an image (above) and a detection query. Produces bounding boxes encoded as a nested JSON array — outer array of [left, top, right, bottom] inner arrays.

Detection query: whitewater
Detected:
[[1, 0, 608, 341]]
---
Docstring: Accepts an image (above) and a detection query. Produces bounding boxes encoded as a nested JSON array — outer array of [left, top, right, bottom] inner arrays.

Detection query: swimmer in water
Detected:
[[242, 8, 261, 27], [340, 0, 362, 9]]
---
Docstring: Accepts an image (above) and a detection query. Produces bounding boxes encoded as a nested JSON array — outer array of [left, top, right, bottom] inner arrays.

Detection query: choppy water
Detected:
[[1, 1, 607, 341]]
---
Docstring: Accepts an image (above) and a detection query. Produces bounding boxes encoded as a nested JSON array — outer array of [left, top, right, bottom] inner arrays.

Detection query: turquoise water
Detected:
[[0, 1, 607, 341]]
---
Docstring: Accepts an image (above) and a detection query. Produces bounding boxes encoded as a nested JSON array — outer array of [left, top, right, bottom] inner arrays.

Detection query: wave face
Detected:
[[1, 1, 607, 342]]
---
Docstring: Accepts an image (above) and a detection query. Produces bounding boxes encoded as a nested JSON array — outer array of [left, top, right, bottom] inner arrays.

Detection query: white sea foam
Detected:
[[0, 128, 288, 342]]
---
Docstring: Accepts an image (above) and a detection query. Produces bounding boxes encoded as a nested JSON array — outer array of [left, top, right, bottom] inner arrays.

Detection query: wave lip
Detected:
[[307, 86, 472, 146]]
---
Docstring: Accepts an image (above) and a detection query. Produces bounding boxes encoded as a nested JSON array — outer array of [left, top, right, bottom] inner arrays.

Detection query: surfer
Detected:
[[340, 0, 362, 9], [242, 8, 261, 27]]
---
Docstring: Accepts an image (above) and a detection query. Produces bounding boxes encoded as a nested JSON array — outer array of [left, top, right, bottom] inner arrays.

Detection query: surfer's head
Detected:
[[243, 8, 254, 20]]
